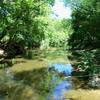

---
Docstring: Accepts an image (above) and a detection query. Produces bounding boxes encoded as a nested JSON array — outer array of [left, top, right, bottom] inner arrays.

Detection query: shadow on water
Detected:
[[13, 63, 73, 100], [0, 63, 74, 100], [0, 67, 51, 100], [14, 67, 51, 97]]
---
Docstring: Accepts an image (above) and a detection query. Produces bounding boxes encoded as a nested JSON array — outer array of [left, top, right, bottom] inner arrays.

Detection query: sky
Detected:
[[52, 0, 72, 19]]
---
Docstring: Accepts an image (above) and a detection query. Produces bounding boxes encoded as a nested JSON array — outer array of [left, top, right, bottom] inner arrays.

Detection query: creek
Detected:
[[48, 63, 73, 100]]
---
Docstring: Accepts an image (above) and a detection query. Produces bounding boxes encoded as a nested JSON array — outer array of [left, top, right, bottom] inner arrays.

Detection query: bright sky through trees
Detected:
[[52, 0, 72, 19]]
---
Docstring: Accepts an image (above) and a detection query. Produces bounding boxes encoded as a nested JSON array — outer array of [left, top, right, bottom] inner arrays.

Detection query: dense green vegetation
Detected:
[[65, 0, 100, 49], [0, 0, 100, 99], [0, 0, 72, 58], [0, 0, 99, 80]]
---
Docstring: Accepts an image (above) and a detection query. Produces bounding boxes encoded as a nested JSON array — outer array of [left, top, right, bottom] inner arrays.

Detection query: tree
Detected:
[[43, 18, 72, 48], [66, 0, 100, 49], [0, 0, 54, 57]]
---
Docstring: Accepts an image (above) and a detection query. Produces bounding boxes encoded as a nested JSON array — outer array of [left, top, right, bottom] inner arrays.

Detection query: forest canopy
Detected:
[[65, 0, 100, 49], [0, 0, 100, 57]]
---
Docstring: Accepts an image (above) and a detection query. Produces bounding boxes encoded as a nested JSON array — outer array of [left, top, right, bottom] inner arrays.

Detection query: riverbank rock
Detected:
[[0, 49, 7, 60], [88, 75, 100, 88]]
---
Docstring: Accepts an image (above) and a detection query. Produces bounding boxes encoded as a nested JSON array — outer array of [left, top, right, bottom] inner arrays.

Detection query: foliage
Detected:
[[67, 0, 100, 49], [0, 0, 73, 57], [0, 0, 55, 57], [43, 18, 72, 48], [77, 51, 96, 75], [74, 50, 100, 81]]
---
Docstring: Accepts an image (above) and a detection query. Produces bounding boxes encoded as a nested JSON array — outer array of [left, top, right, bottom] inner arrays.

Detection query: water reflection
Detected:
[[0, 63, 73, 100], [48, 80, 72, 100], [48, 64, 73, 100], [48, 64, 73, 76]]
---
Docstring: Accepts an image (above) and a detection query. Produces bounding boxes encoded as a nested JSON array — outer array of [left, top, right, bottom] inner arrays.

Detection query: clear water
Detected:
[[48, 64, 73, 100], [0, 53, 74, 100]]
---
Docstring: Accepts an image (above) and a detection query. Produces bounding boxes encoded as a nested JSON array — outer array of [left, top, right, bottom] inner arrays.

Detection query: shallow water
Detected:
[[48, 79, 72, 100], [1, 49, 97, 100], [47, 63, 73, 100]]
